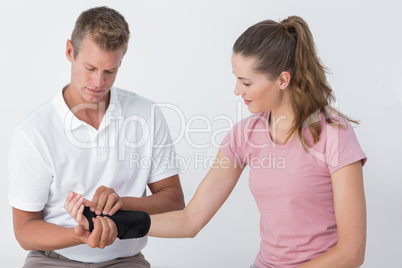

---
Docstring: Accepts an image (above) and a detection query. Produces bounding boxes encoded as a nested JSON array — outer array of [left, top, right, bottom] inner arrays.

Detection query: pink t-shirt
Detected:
[[220, 111, 366, 268]]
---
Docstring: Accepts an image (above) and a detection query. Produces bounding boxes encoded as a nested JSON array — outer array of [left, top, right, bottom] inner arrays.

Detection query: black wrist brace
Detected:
[[82, 206, 151, 239]]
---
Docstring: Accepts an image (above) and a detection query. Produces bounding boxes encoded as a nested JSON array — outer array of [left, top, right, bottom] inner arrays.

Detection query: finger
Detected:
[[97, 216, 110, 249], [76, 204, 84, 223], [103, 193, 119, 215], [91, 186, 109, 215], [64, 191, 77, 210], [108, 198, 122, 216], [95, 190, 114, 215], [77, 204, 90, 230], [70, 195, 84, 218], [105, 217, 117, 245], [87, 218, 101, 248], [65, 193, 82, 216], [90, 186, 105, 212], [83, 197, 91, 207]]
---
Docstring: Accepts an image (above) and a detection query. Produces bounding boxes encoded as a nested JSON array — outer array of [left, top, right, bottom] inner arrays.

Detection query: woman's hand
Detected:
[[64, 191, 90, 231]]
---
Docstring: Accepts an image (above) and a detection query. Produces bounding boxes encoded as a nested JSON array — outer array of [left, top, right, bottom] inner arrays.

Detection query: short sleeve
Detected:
[[8, 128, 53, 211], [325, 120, 367, 174], [220, 121, 246, 164], [147, 105, 180, 184]]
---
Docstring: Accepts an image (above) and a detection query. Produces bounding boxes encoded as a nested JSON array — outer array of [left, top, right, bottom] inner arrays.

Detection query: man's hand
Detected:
[[64, 191, 118, 248], [75, 216, 118, 249], [91, 186, 123, 216]]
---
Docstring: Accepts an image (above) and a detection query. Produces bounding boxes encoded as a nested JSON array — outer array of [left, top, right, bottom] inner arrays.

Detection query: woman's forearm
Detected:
[[296, 244, 364, 268], [148, 208, 200, 238]]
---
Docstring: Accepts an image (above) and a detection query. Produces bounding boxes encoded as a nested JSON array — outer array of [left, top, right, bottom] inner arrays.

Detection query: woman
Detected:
[[65, 16, 367, 267]]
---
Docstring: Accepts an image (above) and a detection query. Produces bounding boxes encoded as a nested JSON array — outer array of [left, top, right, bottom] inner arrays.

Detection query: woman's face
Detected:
[[231, 54, 287, 114]]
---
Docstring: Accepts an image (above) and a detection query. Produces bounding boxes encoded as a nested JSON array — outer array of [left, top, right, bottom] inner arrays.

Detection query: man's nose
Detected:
[[94, 71, 105, 88]]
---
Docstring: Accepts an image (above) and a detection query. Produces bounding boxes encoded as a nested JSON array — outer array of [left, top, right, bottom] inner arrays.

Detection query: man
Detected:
[[9, 6, 184, 267]]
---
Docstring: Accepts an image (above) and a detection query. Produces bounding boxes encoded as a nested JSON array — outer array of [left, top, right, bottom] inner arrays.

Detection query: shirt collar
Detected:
[[53, 85, 122, 131], [99, 86, 122, 131]]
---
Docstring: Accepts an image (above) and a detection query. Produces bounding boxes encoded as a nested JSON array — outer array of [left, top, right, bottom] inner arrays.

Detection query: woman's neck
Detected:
[[269, 104, 296, 145]]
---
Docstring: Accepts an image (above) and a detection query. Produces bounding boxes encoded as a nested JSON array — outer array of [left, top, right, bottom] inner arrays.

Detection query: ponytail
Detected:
[[233, 16, 358, 149]]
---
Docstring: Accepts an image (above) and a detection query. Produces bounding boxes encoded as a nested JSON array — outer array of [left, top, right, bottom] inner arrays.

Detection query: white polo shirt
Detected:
[[8, 86, 180, 263]]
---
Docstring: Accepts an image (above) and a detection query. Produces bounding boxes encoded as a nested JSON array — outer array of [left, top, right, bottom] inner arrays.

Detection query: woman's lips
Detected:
[[244, 99, 252, 105]]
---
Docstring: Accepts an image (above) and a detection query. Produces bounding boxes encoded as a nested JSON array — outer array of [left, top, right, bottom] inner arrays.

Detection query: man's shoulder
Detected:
[[115, 87, 154, 105], [18, 97, 57, 130], [114, 87, 158, 117]]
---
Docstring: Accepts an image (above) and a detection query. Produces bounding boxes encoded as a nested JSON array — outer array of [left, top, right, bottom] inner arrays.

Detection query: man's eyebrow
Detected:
[[84, 63, 118, 72], [84, 63, 95, 68], [106, 66, 118, 72]]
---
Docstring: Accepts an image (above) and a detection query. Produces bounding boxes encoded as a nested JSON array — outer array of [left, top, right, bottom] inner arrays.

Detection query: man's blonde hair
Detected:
[[71, 6, 130, 58]]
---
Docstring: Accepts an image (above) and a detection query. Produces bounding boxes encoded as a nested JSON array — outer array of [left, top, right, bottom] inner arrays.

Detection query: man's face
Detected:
[[66, 37, 124, 104]]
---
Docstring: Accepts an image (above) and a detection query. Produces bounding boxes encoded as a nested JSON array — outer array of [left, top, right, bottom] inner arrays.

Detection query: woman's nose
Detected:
[[234, 82, 244, 96]]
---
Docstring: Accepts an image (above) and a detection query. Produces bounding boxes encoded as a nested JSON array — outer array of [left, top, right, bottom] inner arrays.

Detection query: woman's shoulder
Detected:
[[235, 110, 270, 130]]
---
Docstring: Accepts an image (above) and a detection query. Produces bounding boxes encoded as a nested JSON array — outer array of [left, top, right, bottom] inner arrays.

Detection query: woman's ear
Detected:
[[278, 71, 291, 90]]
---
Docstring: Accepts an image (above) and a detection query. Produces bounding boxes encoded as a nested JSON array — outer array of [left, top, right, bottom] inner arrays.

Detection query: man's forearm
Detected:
[[89, 175, 185, 216], [121, 189, 185, 215], [14, 218, 81, 251]]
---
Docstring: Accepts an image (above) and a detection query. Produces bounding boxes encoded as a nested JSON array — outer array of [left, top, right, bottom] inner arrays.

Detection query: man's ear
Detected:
[[278, 71, 291, 90], [66, 39, 74, 62]]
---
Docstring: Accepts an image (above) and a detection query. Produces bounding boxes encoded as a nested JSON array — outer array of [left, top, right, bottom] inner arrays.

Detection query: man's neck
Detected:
[[63, 84, 111, 130]]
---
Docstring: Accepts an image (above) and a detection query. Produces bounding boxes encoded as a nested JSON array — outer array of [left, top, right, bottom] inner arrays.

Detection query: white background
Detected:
[[1, 0, 401, 267]]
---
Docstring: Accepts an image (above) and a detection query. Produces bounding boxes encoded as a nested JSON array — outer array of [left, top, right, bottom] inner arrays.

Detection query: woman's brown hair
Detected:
[[233, 16, 358, 148]]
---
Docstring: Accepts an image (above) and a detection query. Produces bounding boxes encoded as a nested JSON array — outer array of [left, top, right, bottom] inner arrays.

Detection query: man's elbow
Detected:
[[15, 235, 34, 251], [171, 193, 185, 211], [175, 198, 185, 210], [19, 243, 33, 251], [14, 227, 41, 251]]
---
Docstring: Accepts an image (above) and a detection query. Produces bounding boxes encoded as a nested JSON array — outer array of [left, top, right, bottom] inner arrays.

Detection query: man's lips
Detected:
[[87, 88, 103, 94]]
